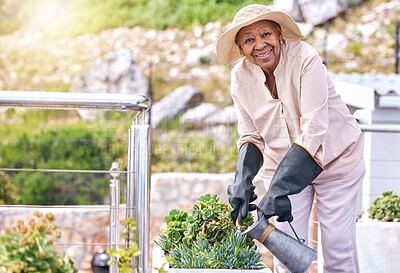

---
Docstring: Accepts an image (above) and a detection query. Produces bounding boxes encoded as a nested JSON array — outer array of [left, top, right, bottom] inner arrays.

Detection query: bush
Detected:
[[0, 119, 125, 205], [368, 190, 400, 222], [0, 211, 76, 272], [0, 171, 19, 205], [151, 130, 237, 173]]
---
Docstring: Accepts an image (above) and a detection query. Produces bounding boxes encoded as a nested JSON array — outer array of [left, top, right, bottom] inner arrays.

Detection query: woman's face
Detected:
[[236, 20, 283, 75]]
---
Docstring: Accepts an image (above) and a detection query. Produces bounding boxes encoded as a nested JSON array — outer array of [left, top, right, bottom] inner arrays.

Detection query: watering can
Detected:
[[240, 209, 317, 273]]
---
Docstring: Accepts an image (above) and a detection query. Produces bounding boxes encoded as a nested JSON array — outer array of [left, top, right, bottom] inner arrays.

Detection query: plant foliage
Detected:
[[169, 232, 264, 270], [0, 211, 76, 272], [107, 217, 141, 273], [155, 194, 263, 270], [368, 190, 400, 222], [0, 119, 125, 205], [151, 131, 238, 173], [1, 0, 271, 36]]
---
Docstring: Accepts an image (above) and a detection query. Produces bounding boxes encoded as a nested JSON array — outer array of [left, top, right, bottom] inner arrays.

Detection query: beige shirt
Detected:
[[231, 40, 363, 183]]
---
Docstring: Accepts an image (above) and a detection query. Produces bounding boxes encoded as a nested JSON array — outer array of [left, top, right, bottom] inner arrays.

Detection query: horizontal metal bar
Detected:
[[55, 242, 128, 247], [0, 205, 136, 209], [56, 243, 112, 246], [359, 124, 400, 133], [0, 91, 150, 111], [0, 205, 109, 209], [0, 168, 132, 174]]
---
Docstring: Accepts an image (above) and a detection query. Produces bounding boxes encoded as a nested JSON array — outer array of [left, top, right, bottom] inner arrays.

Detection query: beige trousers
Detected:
[[261, 159, 365, 273]]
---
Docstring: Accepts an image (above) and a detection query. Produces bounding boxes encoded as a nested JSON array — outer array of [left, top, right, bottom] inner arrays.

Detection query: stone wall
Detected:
[[0, 172, 268, 272]]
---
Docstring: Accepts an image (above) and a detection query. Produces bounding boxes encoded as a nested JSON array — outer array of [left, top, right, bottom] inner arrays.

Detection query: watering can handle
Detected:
[[288, 221, 305, 243], [256, 206, 305, 244]]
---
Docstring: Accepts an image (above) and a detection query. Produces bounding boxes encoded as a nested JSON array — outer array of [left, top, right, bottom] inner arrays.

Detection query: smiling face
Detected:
[[236, 20, 283, 75]]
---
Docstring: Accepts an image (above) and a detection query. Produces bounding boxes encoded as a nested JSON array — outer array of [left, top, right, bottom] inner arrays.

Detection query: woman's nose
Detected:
[[255, 38, 266, 49]]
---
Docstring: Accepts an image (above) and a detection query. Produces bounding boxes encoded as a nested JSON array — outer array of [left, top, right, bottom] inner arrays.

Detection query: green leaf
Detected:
[[163, 215, 172, 224]]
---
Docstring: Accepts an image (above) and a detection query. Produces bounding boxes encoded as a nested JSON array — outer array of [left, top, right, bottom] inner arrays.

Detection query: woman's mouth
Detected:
[[255, 49, 272, 59]]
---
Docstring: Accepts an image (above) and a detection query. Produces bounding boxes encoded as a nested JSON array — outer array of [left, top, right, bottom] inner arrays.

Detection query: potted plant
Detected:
[[153, 194, 271, 273], [356, 190, 400, 272], [0, 211, 76, 272]]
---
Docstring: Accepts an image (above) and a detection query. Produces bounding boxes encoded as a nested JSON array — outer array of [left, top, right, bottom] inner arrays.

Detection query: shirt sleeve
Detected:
[[294, 54, 329, 167], [231, 86, 265, 157]]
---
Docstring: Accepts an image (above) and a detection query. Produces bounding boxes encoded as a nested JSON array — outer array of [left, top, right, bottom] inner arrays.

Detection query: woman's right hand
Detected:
[[227, 142, 263, 226]]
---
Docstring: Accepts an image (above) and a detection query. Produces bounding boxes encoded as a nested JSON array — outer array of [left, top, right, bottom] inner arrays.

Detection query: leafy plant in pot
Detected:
[[154, 194, 268, 272], [0, 211, 76, 272], [368, 190, 400, 221], [356, 190, 400, 272]]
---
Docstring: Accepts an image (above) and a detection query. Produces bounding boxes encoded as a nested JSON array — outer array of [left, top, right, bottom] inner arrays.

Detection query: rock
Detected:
[[180, 103, 220, 128], [150, 85, 203, 128], [204, 106, 237, 126], [298, 0, 340, 26], [185, 48, 213, 66], [274, 0, 363, 26], [325, 32, 349, 53], [357, 21, 381, 39], [273, 0, 304, 22], [297, 22, 314, 38], [70, 48, 148, 120]]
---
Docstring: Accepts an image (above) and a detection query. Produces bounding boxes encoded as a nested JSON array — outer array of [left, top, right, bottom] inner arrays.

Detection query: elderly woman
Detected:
[[217, 4, 365, 273]]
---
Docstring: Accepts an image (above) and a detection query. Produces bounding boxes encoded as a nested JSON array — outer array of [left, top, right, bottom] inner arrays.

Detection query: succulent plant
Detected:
[[155, 194, 263, 270], [0, 211, 76, 273], [368, 190, 400, 222], [156, 194, 254, 252], [168, 232, 264, 270]]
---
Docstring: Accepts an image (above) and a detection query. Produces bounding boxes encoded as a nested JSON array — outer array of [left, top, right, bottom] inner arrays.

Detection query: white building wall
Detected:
[[361, 107, 400, 213]]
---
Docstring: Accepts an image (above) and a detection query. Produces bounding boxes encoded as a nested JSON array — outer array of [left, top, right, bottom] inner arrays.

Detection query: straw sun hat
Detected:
[[216, 4, 304, 65]]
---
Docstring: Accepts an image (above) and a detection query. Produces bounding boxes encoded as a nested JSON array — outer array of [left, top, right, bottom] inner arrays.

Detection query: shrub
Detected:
[[0, 211, 76, 272], [151, 130, 238, 173], [368, 190, 400, 222], [0, 171, 19, 205], [0, 121, 125, 205]]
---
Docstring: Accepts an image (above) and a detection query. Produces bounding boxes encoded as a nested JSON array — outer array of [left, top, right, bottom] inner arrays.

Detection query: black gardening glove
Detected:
[[257, 143, 323, 222], [228, 142, 263, 226]]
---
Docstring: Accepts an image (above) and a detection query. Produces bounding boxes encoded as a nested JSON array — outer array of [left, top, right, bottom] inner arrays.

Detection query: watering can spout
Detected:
[[243, 214, 316, 273]]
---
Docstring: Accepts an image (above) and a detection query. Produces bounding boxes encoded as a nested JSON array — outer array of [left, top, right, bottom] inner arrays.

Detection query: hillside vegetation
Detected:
[[0, 0, 269, 36]]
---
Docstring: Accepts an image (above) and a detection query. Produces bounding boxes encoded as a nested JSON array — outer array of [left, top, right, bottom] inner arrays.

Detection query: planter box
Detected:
[[152, 246, 272, 273], [357, 220, 400, 273]]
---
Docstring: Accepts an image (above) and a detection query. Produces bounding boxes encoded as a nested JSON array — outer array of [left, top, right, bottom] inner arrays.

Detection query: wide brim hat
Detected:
[[216, 4, 304, 65]]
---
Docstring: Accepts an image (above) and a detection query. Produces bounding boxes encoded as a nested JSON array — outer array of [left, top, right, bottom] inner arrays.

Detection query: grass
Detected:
[[1, 0, 272, 37]]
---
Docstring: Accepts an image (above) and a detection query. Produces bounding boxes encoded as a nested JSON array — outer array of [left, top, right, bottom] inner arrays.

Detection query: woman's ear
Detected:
[[238, 46, 244, 56], [277, 25, 283, 41]]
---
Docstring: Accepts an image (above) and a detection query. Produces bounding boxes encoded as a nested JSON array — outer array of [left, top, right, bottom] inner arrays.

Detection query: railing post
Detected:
[[127, 111, 151, 273], [109, 162, 121, 273], [395, 22, 399, 74]]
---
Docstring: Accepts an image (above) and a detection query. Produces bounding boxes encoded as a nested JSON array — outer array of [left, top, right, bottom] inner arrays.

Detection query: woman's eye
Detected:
[[262, 32, 270, 37], [245, 38, 253, 43]]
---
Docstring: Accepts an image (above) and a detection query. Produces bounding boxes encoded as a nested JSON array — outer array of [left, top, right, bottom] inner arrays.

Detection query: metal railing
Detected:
[[0, 90, 152, 273]]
